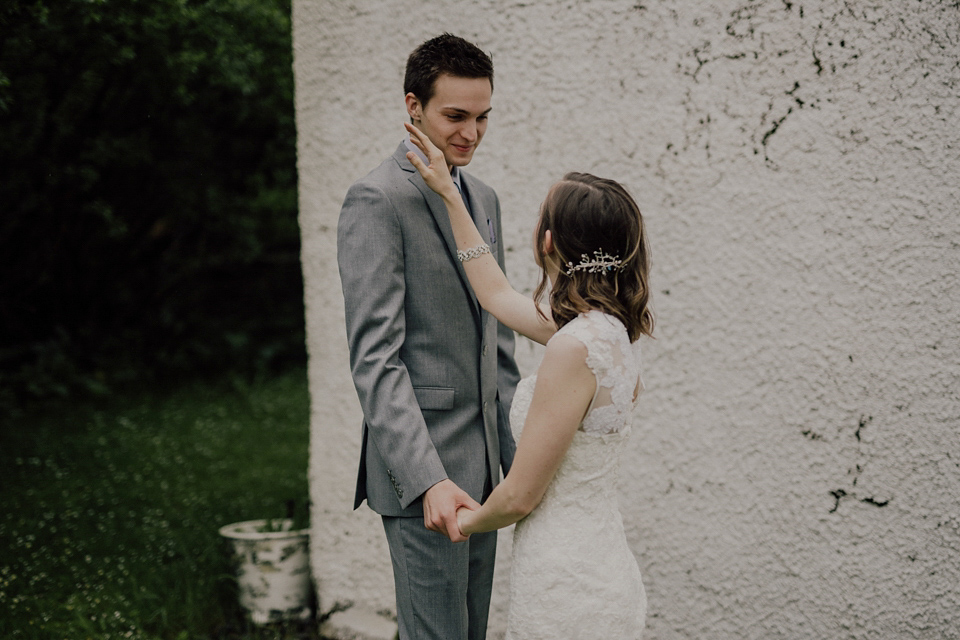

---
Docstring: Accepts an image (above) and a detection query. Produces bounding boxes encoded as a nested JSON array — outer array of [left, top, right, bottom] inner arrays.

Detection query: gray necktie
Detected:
[[455, 181, 472, 216]]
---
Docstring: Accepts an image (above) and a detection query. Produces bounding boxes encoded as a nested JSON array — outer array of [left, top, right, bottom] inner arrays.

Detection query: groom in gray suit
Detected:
[[337, 34, 520, 640]]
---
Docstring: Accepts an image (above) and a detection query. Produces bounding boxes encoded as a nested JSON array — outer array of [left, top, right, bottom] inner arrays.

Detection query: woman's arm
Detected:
[[405, 122, 556, 345], [456, 334, 596, 534]]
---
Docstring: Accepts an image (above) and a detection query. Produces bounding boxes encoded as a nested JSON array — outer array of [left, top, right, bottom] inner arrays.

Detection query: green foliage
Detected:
[[0, 0, 303, 407], [0, 368, 315, 639]]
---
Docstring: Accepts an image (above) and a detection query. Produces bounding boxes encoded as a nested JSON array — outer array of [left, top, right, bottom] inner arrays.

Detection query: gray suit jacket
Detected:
[[338, 143, 520, 517]]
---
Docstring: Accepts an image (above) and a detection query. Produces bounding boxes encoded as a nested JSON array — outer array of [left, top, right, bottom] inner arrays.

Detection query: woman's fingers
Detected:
[[404, 122, 459, 198], [405, 123, 424, 148], [405, 151, 426, 172], [404, 122, 425, 148], [404, 122, 442, 162]]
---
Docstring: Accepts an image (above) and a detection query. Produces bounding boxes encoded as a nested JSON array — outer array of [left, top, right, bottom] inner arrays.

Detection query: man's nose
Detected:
[[459, 120, 478, 142]]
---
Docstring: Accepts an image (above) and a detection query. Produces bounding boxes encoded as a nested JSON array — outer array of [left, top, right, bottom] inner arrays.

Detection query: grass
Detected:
[[0, 368, 321, 639]]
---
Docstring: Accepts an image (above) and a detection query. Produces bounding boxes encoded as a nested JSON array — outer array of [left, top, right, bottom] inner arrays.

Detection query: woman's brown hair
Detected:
[[533, 172, 654, 342]]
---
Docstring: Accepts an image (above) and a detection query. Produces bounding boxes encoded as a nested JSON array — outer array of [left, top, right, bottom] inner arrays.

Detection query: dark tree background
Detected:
[[0, 0, 303, 407]]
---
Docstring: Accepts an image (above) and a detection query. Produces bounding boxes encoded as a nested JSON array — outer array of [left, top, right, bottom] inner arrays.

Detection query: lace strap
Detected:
[[550, 311, 641, 434], [551, 311, 618, 378]]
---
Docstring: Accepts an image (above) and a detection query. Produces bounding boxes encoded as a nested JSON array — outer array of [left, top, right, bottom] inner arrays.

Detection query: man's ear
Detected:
[[404, 93, 422, 122]]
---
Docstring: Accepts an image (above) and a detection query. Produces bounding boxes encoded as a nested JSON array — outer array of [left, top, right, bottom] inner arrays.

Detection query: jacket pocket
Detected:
[[413, 386, 455, 411]]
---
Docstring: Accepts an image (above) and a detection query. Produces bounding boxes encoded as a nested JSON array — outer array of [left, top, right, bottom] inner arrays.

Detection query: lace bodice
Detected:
[[505, 310, 646, 639], [512, 310, 643, 437]]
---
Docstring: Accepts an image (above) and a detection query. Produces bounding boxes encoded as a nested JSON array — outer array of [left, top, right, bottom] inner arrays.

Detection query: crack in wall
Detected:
[[828, 414, 891, 513]]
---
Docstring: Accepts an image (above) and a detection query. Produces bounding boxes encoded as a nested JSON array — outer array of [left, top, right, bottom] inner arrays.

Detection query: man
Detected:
[[337, 34, 520, 640]]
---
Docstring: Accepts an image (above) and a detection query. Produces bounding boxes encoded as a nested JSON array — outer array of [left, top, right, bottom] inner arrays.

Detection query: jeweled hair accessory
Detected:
[[564, 250, 623, 276]]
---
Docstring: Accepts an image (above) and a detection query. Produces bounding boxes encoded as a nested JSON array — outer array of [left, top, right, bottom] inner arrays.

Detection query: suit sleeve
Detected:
[[491, 194, 521, 473], [337, 180, 447, 509]]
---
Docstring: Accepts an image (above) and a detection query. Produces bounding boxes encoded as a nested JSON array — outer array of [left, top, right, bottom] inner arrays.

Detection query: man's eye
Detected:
[[478, 115, 488, 122]]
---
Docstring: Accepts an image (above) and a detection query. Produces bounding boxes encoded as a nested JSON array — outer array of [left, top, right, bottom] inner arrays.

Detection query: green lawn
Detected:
[[0, 368, 318, 639]]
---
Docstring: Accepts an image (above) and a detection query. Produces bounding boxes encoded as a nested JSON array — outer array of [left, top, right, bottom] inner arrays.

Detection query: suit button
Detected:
[[482, 344, 488, 356], [482, 401, 488, 413]]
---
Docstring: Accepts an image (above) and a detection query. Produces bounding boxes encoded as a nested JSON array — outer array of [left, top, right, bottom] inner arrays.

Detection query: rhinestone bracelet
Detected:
[[457, 244, 491, 263]]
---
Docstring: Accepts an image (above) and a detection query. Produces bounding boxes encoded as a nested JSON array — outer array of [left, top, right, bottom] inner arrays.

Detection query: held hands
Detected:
[[404, 122, 458, 200], [423, 479, 480, 543], [456, 505, 476, 537]]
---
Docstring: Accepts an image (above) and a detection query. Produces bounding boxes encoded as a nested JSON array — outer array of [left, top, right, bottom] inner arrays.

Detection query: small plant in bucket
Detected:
[[220, 500, 312, 624]]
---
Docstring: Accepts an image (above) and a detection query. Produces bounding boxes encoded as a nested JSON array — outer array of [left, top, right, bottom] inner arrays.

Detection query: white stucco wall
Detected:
[[293, 1, 960, 637]]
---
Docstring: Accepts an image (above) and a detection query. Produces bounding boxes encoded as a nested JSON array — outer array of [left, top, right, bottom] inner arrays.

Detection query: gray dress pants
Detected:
[[382, 515, 498, 640]]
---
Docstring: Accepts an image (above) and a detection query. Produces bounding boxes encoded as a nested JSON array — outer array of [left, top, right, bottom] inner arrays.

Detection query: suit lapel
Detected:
[[459, 173, 493, 331], [459, 174, 492, 245], [395, 145, 483, 321]]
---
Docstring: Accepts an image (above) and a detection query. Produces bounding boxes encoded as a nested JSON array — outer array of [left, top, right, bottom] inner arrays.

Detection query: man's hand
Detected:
[[423, 479, 480, 543], [456, 505, 477, 537]]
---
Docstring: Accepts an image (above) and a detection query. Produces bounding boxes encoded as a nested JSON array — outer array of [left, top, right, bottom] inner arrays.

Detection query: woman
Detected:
[[405, 122, 654, 638]]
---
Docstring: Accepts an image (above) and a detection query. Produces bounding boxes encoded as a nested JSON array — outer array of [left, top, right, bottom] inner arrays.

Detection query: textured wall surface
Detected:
[[293, 1, 960, 637]]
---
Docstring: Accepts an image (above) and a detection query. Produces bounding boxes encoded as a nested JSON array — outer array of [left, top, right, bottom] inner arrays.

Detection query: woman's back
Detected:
[[506, 310, 646, 639]]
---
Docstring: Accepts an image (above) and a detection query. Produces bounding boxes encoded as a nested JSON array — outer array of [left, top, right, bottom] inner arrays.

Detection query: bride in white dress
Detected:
[[406, 123, 654, 639]]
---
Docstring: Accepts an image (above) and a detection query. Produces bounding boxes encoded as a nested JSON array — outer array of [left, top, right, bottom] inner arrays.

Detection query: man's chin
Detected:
[[445, 146, 478, 167], [446, 154, 474, 167]]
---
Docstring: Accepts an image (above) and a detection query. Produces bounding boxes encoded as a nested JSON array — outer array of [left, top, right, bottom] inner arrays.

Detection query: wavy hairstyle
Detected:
[[533, 172, 654, 342]]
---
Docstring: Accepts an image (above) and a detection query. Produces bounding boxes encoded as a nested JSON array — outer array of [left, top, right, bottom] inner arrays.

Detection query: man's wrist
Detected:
[[422, 477, 451, 500]]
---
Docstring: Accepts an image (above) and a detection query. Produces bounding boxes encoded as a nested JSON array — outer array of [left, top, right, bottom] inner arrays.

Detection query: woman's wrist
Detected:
[[456, 507, 472, 536], [439, 186, 461, 205]]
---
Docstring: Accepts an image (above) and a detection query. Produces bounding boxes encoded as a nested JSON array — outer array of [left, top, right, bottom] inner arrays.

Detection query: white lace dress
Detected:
[[505, 310, 646, 639]]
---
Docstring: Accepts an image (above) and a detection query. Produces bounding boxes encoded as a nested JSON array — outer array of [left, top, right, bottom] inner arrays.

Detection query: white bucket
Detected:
[[219, 519, 311, 624]]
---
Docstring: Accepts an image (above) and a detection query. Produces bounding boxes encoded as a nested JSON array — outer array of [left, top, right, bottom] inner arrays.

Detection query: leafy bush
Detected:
[[0, 0, 303, 407]]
